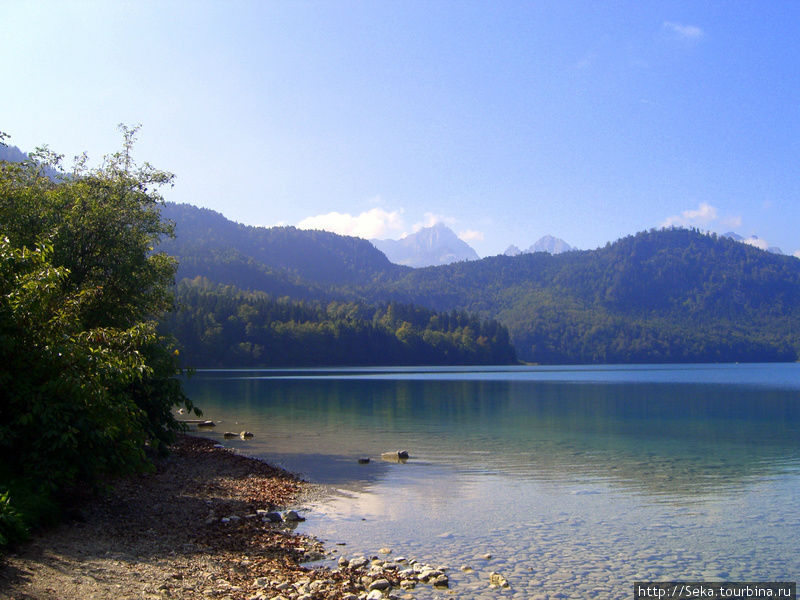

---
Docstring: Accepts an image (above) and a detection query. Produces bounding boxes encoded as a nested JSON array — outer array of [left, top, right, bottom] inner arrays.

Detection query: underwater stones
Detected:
[[490, 571, 510, 588]]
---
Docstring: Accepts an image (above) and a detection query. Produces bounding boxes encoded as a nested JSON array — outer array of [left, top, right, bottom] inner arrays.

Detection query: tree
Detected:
[[0, 127, 196, 544]]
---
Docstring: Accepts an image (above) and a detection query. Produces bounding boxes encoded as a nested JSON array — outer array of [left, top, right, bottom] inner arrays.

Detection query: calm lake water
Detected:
[[182, 364, 800, 599]]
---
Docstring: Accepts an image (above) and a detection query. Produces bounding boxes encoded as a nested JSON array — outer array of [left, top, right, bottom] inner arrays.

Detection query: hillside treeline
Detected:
[[162, 278, 517, 366]]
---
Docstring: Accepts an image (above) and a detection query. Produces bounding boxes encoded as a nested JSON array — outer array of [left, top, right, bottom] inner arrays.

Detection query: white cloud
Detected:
[[721, 215, 742, 229], [743, 236, 769, 251], [411, 212, 456, 233], [298, 207, 405, 239], [663, 21, 705, 41], [793, 250, 800, 260], [459, 229, 484, 243], [661, 202, 718, 228]]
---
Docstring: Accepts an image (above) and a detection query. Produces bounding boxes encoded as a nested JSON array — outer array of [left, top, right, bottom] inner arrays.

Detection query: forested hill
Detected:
[[159, 203, 406, 291], [159, 203, 800, 364], [376, 229, 800, 363]]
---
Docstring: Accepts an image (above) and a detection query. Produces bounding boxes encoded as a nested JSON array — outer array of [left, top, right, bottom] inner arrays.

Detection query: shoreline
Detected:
[[0, 435, 440, 600]]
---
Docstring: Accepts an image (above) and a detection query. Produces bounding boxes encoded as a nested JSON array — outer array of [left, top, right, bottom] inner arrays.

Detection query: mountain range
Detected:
[[371, 223, 573, 267], [371, 223, 480, 267], [723, 232, 785, 255], [504, 235, 573, 256], [158, 202, 800, 365]]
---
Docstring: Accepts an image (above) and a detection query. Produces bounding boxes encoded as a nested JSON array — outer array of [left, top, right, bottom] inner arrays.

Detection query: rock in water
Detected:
[[368, 579, 391, 591], [380, 450, 410, 462], [489, 572, 510, 588], [282, 510, 304, 522]]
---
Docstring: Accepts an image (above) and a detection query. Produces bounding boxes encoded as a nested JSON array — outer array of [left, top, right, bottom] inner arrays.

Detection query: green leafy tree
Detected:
[[0, 127, 196, 544]]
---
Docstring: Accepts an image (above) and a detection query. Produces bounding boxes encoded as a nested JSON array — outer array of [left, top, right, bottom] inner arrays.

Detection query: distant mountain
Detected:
[[723, 232, 784, 255], [158, 202, 800, 364], [371, 223, 480, 267], [504, 236, 573, 257], [528, 235, 573, 255], [0, 144, 28, 163]]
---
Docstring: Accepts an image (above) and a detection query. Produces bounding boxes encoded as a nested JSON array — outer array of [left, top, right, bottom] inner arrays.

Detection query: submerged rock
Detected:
[[489, 571, 510, 588]]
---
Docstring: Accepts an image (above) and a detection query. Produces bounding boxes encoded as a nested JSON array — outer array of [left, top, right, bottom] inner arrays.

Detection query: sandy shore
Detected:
[[0, 435, 428, 600]]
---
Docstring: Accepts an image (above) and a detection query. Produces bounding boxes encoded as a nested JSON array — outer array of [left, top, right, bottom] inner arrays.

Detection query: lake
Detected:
[[182, 364, 800, 599]]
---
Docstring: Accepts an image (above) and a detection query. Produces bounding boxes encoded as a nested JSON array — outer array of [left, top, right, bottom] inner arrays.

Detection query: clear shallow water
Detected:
[[182, 364, 800, 599]]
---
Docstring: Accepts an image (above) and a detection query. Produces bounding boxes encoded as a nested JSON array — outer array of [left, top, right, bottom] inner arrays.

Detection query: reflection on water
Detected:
[[182, 364, 800, 599]]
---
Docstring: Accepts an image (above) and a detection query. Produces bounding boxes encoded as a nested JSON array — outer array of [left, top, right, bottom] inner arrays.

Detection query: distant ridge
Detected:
[[0, 144, 28, 164], [371, 223, 480, 267], [159, 202, 405, 293], [723, 231, 784, 255], [158, 202, 800, 364], [528, 235, 573, 255], [503, 235, 573, 256]]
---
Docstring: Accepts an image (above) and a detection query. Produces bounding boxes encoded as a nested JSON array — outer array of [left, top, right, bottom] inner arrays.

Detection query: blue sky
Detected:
[[3, 1, 799, 257]]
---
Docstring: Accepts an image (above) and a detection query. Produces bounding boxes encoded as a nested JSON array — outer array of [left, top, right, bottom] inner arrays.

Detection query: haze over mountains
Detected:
[[723, 232, 785, 255], [371, 223, 480, 267], [371, 223, 574, 267], [159, 202, 800, 365], [504, 235, 573, 257], [0, 144, 27, 164]]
